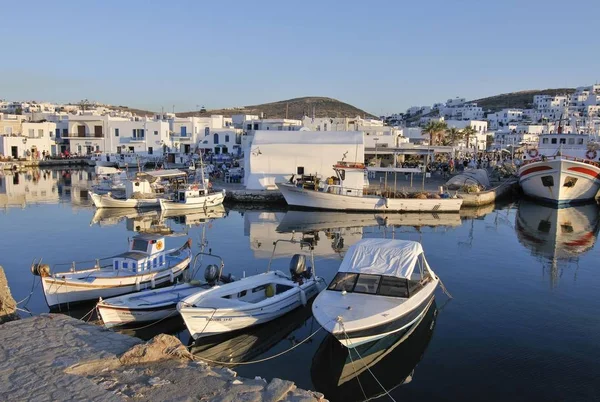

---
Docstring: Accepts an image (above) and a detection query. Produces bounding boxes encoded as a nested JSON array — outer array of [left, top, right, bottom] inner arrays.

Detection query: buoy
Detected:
[[299, 288, 307, 306]]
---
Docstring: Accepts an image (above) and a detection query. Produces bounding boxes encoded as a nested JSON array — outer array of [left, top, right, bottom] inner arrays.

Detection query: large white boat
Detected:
[[312, 239, 439, 348], [277, 162, 463, 212], [519, 133, 600, 204], [31, 234, 192, 309], [178, 239, 323, 339], [90, 169, 188, 208]]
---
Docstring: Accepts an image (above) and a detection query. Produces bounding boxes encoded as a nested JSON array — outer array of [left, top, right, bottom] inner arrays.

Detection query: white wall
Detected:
[[244, 131, 364, 190]]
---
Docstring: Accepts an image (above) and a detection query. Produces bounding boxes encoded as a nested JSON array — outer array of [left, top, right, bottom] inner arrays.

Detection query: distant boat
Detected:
[[519, 133, 600, 204], [32, 234, 192, 309], [312, 239, 439, 348], [278, 161, 463, 212], [90, 169, 188, 208]]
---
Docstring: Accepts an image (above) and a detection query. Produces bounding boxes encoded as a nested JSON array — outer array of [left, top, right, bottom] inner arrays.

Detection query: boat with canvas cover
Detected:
[[90, 169, 188, 208], [178, 238, 324, 339], [97, 253, 234, 328], [312, 238, 439, 348], [31, 234, 192, 309], [277, 161, 463, 212]]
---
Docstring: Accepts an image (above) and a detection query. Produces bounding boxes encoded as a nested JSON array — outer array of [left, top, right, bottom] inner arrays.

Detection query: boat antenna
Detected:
[[557, 113, 563, 134]]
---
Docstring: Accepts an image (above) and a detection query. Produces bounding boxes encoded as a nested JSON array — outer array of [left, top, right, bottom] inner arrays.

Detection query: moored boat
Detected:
[[97, 253, 233, 328], [277, 161, 463, 212], [159, 186, 225, 211], [519, 133, 600, 204], [312, 238, 439, 348], [178, 239, 323, 339], [32, 234, 192, 309]]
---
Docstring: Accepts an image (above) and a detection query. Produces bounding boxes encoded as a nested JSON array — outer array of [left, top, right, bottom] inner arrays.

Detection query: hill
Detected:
[[472, 88, 576, 112], [175, 97, 377, 119]]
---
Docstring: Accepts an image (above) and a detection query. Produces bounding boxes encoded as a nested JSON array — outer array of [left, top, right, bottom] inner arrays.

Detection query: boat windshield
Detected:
[[327, 272, 427, 298]]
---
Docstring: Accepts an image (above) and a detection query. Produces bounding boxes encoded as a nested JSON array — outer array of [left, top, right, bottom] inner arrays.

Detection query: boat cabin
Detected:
[[326, 239, 433, 299], [322, 162, 367, 196], [112, 234, 167, 273]]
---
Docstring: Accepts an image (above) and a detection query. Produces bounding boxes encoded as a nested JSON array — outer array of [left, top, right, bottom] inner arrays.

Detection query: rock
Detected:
[[119, 333, 193, 365], [0, 266, 19, 324], [264, 378, 296, 402], [148, 376, 171, 386]]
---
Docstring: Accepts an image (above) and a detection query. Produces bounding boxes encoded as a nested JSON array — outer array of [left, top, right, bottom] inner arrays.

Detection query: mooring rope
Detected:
[[190, 319, 331, 366]]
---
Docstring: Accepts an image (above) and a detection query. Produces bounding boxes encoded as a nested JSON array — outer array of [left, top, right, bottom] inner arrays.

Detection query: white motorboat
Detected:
[[97, 253, 233, 328], [519, 133, 600, 204], [32, 234, 192, 309], [90, 169, 188, 208], [159, 186, 225, 211], [312, 238, 439, 348], [178, 239, 323, 339], [278, 161, 463, 212]]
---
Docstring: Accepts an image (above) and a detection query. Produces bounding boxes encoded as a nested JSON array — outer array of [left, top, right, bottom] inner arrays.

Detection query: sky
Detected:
[[1, 0, 599, 115]]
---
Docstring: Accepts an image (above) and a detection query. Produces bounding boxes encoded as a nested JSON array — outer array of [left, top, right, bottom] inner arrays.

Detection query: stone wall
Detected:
[[0, 266, 18, 324]]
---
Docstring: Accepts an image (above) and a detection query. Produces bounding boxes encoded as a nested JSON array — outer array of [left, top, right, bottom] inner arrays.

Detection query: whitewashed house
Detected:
[[0, 121, 57, 159], [243, 130, 364, 190]]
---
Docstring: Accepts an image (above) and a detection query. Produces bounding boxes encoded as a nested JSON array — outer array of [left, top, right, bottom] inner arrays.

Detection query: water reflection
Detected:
[[0, 168, 96, 209], [311, 299, 437, 402], [189, 302, 314, 366], [516, 200, 600, 286]]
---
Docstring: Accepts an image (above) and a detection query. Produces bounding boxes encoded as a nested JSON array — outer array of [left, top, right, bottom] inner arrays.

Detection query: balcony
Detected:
[[62, 133, 104, 139]]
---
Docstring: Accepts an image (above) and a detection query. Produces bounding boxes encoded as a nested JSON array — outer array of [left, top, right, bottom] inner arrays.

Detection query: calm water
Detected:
[[1, 168, 600, 401]]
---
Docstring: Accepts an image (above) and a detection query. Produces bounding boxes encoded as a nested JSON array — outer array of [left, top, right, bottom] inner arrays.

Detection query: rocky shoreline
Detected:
[[0, 267, 325, 402]]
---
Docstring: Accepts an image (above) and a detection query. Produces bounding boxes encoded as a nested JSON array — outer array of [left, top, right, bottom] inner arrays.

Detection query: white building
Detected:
[[0, 121, 57, 159], [486, 109, 524, 129], [244, 130, 364, 190]]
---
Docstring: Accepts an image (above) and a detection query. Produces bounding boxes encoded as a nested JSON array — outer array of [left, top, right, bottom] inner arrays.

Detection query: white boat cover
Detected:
[[445, 168, 490, 189], [144, 169, 187, 178], [337, 239, 423, 279]]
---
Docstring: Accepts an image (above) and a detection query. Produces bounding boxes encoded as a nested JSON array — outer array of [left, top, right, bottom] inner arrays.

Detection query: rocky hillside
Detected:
[[176, 96, 377, 119], [472, 88, 576, 112]]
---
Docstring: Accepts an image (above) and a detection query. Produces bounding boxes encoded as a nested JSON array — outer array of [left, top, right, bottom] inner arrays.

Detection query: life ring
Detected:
[[156, 240, 163, 250], [528, 149, 539, 158], [586, 150, 597, 160]]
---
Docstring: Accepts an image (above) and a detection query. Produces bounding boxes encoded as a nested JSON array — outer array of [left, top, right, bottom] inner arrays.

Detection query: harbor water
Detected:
[[1, 168, 600, 401]]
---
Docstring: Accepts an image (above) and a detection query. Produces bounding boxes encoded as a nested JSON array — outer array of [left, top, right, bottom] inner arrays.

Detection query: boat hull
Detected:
[[277, 184, 462, 212], [41, 253, 191, 308], [518, 158, 600, 204], [90, 191, 160, 208], [159, 190, 225, 211], [179, 279, 320, 339]]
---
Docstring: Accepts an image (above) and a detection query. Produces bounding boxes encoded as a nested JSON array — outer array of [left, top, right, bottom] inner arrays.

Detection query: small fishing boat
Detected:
[[312, 238, 439, 348], [32, 234, 192, 309], [178, 239, 323, 339], [277, 161, 463, 212], [97, 253, 234, 328], [158, 185, 225, 211], [90, 169, 188, 208]]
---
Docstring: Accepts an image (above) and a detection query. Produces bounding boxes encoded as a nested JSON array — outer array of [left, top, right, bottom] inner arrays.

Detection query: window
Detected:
[[353, 274, 381, 294], [541, 175, 554, 187], [62, 128, 68, 136], [578, 138, 584, 145], [132, 262, 137, 272], [551, 138, 557, 144], [29, 129, 34, 137], [225, 135, 230, 143], [563, 176, 578, 188], [327, 272, 358, 291], [123, 262, 128, 269], [38, 129, 44, 137], [148, 147, 153, 154], [378, 276, 409, 297], [214, 133, 219, 144], [153, 258, 157, 268], [132, 129, 145, 139], [114, 261, 119, 270], [247, 124, 252, 130], [205, 127, 210, 136], [542, 138, 549, 144], [253, 123, 259, 130], [115, 128, 119, 137], [181, 127, 187, 136], [559, 138, 566, 144], [131, 239, 148, 251], [568, 138, 575, 144], [561, 223, 574, 234], [154, 130, 158, 135]]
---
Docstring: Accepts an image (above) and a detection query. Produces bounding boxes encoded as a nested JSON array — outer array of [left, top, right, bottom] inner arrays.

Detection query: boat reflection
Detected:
[[160, 204, 227, 227], [516, 200, 600, 286], [189, 302, 314, 366], [311, 299, 437, 402]]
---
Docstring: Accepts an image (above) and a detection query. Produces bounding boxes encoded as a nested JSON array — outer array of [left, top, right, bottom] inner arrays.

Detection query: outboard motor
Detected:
[[289, 254, 307, 282], [204, 264, 220, 286]]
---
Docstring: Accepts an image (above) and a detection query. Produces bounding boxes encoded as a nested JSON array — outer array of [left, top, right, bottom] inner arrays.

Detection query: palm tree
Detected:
[[462, 126, 477, 150], [422, 121, 448, 146], [445, 127, 463, 146]]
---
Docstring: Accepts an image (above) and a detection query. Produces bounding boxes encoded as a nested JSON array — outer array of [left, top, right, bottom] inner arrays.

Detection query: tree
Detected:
[[422, 121, 448, 146], [462, 126, 477, 150], [445, 127, 464, 146]]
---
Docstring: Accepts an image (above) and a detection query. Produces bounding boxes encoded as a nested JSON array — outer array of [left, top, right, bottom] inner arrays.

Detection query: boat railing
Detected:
[[521, 154, 600, 168], [190, 252, 225, 280], [266, 237, 316, 277], [322, 184, 364, 197], [52, 257, 114, 273]]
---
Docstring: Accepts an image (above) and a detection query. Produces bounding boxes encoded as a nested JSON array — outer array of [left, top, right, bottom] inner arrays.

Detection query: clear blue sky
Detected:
[[1, 0, 599, 115]]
